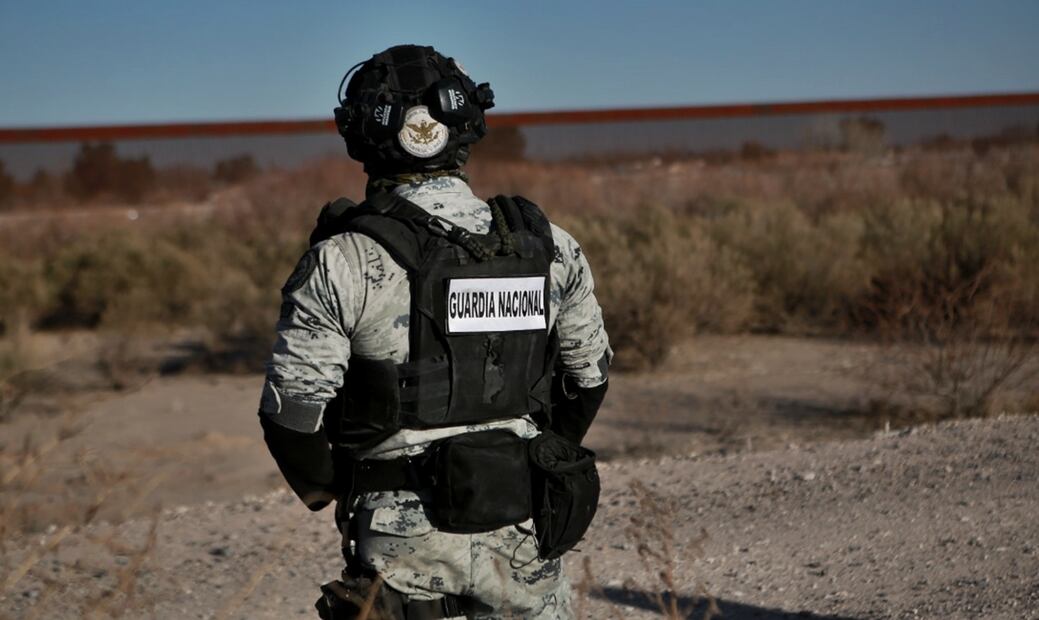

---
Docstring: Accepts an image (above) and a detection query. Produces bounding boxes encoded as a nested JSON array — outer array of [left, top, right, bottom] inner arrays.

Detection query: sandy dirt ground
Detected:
[[2, 415, 1036, 619], [1, 335, 1037, 618], [2, 335, 892, 521]]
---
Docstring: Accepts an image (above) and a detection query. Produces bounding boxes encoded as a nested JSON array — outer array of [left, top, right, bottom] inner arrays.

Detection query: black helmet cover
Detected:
[[334, 45, 495, 175]]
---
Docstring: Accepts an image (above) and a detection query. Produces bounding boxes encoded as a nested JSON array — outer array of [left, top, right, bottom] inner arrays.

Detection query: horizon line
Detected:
[[1, 91, 1038, 144]]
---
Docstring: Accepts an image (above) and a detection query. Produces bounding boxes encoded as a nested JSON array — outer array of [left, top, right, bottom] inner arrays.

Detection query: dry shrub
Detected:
[[153, 164, 214, 202], [0, 159, 14, 210], [64, 142, 156, 203], [4, 221, 283, 370], [42, 230, 219, 328], [19, 169, 66, 207], [839, 116, 888, 155], [2, 146, 1037, 376], [213, 154, 260, 185], [851, 182, 1039, 420], [0, 255, 49, 336], [0, 317, 49, 421], [470, 126, 527, 161], [707, 200, 870, 332], [856, 194, 1037, 328], [561, 205, 755, 369], [869, 270, 1038, 421]]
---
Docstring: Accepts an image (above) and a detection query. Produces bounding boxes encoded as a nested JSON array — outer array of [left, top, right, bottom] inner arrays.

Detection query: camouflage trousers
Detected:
[[341, 490, 573, 619]]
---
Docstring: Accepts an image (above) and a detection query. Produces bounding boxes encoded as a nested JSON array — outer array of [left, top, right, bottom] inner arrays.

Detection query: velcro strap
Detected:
[[260, 382, 325, 433], [397, 355, 448, 379], [399, 381, 451, 402], [397, 356, 451, 407]]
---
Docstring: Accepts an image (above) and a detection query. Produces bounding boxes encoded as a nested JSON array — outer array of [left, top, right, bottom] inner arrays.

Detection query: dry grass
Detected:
[[624, 481, 717, 620], [576, 481, 718, 619], [0, 408, 167, 618]]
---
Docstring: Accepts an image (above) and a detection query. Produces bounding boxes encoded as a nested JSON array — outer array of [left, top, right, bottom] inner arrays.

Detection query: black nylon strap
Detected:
[[349, 456, 432, 494], [309, 192, 430, 253], [404, 594, 492, 619], [512, 195, 554, 258]]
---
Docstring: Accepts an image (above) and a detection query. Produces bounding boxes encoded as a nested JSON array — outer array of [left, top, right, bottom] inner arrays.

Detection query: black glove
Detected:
[[259, 412, 337, 511], [549, 375, 608, 445]]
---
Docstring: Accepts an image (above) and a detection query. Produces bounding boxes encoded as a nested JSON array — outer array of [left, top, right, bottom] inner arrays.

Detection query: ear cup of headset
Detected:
[[428, 77, 475, 125], [361, 102, 404, 140]]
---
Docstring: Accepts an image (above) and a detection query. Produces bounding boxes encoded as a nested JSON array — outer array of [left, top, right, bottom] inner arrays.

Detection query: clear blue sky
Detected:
[[1, 0, 1037, 127]]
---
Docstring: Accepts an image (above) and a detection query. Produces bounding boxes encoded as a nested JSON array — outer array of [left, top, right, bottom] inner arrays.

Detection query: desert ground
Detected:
[[1, 334, 1037, 619]]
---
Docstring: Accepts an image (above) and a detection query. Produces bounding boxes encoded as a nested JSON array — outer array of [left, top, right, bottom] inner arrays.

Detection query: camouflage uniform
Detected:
[[262, 174, 610, 618]]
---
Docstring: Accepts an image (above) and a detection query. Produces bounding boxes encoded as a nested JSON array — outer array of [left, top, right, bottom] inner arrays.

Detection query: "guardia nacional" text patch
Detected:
[[446, 276, 547, 333]]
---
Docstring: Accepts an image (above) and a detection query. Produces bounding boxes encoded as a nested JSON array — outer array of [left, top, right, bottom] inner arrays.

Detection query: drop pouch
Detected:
[[528, 430, 600, 560], [432, 430, 532, 533]]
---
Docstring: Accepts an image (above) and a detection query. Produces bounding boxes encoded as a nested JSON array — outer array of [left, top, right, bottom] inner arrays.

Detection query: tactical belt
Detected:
[[346, 455, 434, 496]]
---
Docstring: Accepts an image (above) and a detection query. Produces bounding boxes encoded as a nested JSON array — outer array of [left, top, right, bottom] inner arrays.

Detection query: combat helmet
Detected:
[[334, 45, 495, 175]]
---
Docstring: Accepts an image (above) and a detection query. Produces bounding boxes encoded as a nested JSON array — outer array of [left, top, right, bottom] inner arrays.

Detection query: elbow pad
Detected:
[[549, 375, 608, 445], [259, 412, 336, 511]]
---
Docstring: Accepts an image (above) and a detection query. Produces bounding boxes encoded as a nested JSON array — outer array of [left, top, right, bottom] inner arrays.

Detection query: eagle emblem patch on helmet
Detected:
[[398, 106, 449, 158]]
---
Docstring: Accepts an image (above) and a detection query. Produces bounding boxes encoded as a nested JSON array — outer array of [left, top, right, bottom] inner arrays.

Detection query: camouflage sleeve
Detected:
[[550, 223, 612, 388], [260, 239, 361, 433]]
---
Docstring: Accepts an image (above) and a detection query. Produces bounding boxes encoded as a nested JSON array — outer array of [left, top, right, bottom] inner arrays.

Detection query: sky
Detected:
[[1, 0, 1037, 128]]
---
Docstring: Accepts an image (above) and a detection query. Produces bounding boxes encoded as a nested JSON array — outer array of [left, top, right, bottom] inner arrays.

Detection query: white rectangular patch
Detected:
[[446, 276, 547, 333]]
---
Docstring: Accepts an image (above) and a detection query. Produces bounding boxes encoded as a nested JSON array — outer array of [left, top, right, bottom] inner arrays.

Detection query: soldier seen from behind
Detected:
[[258, 44, 611, 619]]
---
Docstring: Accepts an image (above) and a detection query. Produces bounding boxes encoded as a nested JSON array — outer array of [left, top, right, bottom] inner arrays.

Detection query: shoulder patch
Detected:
[[282, 250, 318, 295]]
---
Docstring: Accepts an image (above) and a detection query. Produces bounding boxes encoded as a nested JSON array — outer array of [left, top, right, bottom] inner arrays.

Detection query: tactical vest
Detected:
[[312, 192, 558, 450]]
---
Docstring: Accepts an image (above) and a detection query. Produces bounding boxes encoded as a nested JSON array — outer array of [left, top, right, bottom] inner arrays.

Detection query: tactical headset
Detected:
[[334, 45, 495, 174]]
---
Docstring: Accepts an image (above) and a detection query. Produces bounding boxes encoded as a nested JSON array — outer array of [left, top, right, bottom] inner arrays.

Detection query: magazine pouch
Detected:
[[528, 430, 600, 560]]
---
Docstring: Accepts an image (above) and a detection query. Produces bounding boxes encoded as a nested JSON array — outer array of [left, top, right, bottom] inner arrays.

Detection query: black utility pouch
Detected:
[[528, 430, 600, 560], [432, 430, 532, 533]]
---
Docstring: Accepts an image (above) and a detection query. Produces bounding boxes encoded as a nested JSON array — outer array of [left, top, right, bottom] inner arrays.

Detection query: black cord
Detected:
[[509, 524, 541, 569], [488, 199, 516, 256], [337, 61, 366, 105]]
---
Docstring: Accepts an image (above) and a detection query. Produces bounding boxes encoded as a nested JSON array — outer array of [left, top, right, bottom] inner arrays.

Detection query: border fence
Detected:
[[0, 91, 1037, 179]]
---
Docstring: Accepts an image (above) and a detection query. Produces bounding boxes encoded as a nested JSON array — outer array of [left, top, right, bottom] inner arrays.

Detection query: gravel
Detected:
[[2, 415, 1037, 619]]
